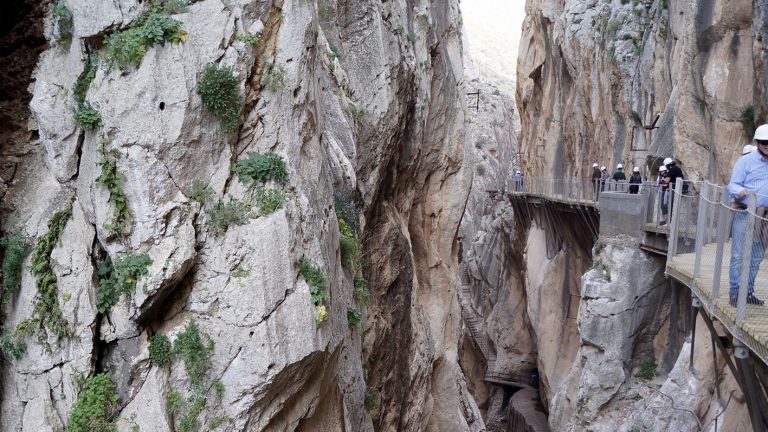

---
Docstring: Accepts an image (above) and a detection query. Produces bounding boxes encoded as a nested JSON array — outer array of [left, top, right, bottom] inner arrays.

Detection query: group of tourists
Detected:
[[590, 163, 647, 196]]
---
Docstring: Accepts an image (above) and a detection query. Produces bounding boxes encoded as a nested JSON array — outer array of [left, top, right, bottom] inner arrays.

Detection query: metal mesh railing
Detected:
[[666, 179, 768, 364], [507, 177, 654, 205]]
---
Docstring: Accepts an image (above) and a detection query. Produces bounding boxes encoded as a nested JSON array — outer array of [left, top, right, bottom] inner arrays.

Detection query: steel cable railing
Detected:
[[667, 179, 768, 364]]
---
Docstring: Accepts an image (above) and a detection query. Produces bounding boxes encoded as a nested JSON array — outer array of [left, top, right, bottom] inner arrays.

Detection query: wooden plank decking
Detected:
[[667, 242, 768, 365]]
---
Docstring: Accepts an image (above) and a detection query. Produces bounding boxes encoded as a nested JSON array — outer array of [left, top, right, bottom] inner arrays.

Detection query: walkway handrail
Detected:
[[666, 179, 768, 365], [506, 176, 656, 206]]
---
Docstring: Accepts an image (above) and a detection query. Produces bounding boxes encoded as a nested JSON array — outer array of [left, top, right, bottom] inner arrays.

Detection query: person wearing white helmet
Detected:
[[727, 124, 768, 306], [612, 163, 626, 182], [656, 165, 670, 225], [742, 144, 756, 155], [663, 156, 686, 218], [591, 163, 602, 198], [513, 169, 523, 191], [628, 166, 642, 194], [600, 166, 609, 192]]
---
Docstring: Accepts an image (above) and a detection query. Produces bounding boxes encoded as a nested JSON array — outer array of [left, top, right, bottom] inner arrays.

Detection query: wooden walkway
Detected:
[[667, 242, 768, 365]]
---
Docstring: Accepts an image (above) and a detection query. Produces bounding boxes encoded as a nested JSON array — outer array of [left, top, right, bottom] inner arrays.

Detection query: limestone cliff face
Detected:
[[517, 0, 764, 181], [0, 0, 476, 430]]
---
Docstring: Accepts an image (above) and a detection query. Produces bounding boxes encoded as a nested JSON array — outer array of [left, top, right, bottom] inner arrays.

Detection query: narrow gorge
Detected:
[[0, 0, 767, 431]]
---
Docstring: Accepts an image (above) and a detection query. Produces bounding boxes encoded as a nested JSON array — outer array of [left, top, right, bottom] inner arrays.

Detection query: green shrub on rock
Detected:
[[75, 103, 101, 130], [105, 6, 186, 71], [68, 373, 120, 432], [95, 144, 130, 236], [0, 228, 30, 304], [53, 1, 74, 43], [232, 152, 287, 186], [206, 199, 250, 237], [197, 63, 243, 133], [30, 206, 72, 341], [149, 334, 172, 366], [96, 252, 152, 314]]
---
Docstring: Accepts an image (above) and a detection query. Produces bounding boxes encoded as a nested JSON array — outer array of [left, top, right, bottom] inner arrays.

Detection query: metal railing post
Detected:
[[668, 178, 684, 259], [694, 182, 709, 279], [711, 187, 730, 302], [737, 193, 757, 322]]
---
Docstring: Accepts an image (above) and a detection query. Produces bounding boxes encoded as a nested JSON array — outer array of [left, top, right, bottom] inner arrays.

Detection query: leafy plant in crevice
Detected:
[[161, 0, 189, 14], [105, 6, 186, 71], [338, 216, 359, 271], [53, 1, 74, 44], [318, 2, 334, 20], [406, 33, 417, 44], [174, 320, 213, 390], [67, 373, 121, 432], [72, 58, 101, 130], [589, 260, 611, 282], [29, 206, 72, 342], [353, 275, 369, 305], [166, 320, 220, 432], [0, 327, 27, 361], [197, 63, 243, 133], [255, 187, 284, 215], [347, 307, 362, 327], [96, 252, 152, 313], [188, 180, 214, 205], [741, 105, 756, 141], [205, 199, 250, 238], [364, 387, 378, 411], [74, 58, 97, 107], [297, 257, 329, 326], [96, 143, 130, 236], [232, 152, 288, 187], [1, 228, 30, 304], [149, 334, 172, 366], [345, 104, 368, 119], [635, 359, 657, 380], [235, 33, 260, 45], [327, 45, 342, 63], [262, 61, 286, 91], [75, 103, 102, 130]]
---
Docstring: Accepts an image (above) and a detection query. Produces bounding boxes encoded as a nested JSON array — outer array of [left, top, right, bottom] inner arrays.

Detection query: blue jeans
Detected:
[[729, 211, 767, 298]]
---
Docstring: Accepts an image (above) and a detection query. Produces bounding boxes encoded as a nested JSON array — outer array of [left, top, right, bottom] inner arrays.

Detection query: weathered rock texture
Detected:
[[517, 0, 766, 182], [0, 0, 481, 430]]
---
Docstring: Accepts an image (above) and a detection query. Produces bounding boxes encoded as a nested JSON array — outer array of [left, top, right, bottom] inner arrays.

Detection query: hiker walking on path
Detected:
[[591, 163, 601, 198], [727, 124, 768, 306], [657, 165, 669, 225], [629, 167, 642, 194], [612, 164, 626, 181], [664, 157, 685, 216], [600, 166, 609, 191]]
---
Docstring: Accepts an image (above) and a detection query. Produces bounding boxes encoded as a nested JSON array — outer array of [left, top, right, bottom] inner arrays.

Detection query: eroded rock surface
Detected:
[[1, 0, 477, 430]]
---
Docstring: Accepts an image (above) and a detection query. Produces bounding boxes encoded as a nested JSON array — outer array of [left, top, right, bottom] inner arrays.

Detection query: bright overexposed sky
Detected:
[[460, 0, 526, 91]]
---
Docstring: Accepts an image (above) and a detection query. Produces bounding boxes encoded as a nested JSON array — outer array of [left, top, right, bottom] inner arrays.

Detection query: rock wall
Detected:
[[0, 0, 479, 430], [517, 0, 765, 182]]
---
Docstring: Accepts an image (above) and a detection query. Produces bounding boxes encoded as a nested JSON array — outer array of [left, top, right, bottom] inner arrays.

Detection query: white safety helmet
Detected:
[[663, 157, 673, 166], [516, 170, 521, 174], [600, 166, 606, 171], [658, 166, 667, 173], [616, 163, 623, 169], [754, 124, 768, 140], [633, 166, 640, 173], [742, 144, 755, 155], [593, 162, 599, 168]]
